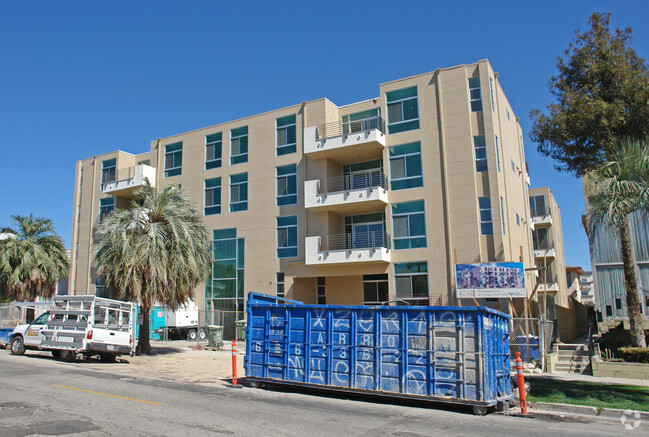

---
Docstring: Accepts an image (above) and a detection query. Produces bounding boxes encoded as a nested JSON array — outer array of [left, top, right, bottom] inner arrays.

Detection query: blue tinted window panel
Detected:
[[388, 119, 420, 134], [205, 206, 221, 215]]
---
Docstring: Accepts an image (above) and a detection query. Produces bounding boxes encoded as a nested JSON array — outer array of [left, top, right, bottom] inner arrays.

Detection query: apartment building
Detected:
[[69, 60, 538, 335]]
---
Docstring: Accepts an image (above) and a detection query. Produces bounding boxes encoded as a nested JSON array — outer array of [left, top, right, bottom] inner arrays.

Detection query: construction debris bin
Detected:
[[207, 325, 223, 348], [0, 327, 12, 345], [236, 320, 246, 341], [244, 293, 513, 414]]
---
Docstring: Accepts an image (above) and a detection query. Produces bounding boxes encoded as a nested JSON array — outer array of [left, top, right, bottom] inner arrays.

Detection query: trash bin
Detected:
[[235, 320, 246, 341], [207, 325, 223, 348]]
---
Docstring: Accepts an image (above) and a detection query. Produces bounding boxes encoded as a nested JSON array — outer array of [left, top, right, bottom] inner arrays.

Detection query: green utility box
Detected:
[[207, 325, 223, 348]]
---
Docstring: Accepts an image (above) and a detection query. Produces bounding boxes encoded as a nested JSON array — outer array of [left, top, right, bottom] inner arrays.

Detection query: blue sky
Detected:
[[1, 1, 648, 271]]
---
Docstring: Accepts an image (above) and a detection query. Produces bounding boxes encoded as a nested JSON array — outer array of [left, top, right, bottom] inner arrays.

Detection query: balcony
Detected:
[[537, 282, 559, 293], [533, 248, 556, 259], [305, 232, 391, 265], [101, 164, 156, 197], [305, 172, 388, 214], [531, 214, 552, 227], [304, 116, 386, 162]]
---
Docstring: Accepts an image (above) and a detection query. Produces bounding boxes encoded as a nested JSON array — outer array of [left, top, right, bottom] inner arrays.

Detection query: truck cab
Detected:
[[10, 312, 50, 354]]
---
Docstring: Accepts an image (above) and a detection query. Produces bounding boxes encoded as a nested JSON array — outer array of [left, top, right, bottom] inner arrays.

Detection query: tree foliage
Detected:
[[0, 214, 69, 301], [95, 181, 211, 355], [530, 12, 649, 175], [584, 137, 649, 347]]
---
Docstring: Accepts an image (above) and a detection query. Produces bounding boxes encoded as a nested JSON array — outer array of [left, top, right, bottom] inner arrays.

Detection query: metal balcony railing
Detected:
[[320, 171, 387, 194], [316, 116, 385, 140], [322, 231, 391, 251]]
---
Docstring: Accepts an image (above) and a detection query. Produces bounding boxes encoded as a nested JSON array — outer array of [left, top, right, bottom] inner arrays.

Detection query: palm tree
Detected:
[[95, 181, 211, 355], [584, 137, 649, 348], [0, 214, 69, 301]]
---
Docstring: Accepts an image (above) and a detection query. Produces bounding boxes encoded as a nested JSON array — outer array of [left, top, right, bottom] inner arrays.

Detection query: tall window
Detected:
[[394, 262, 428, 306], [489, 77, 495, 111], [230, 173, 248, 212], [164, 142, 182, 177], [389, 142, 423, 190], [317, 277, 326, 304], [276, 115, 296, 156], [205, 132, 222, 170], [529, 195, 546, 217], [386, 86, 419, 134], [276, 164, 297, 205], [276, 272, 285, 298], [495, 136, 501, 172], [342, 108, 381, 134], [101, 159, 116, 185], [204, 177, 221, 215], [479, 196, 493, 235], [392, 200, 426, 249], [363, 274, 388, 305], [500, 196, 506, 235], [473, 135, 487, 172], [230, 126, 248, 165], [276, 216, 298, 258], [533, 228, 551, 250], [468, 77, 482, 112], [99, 198, 114, 223]]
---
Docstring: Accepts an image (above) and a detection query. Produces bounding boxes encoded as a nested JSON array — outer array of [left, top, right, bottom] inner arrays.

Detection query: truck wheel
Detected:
[[59, 350, 75, 362], [10, 336, 25, 355], [187, 329, 197, 340], [198, 329, 207, 341], [52, 350, 61, 360], [99, 353, 116, 363]]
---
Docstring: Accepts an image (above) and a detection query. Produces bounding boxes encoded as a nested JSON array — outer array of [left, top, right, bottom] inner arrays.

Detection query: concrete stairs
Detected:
[[554, 341, 592, 374]]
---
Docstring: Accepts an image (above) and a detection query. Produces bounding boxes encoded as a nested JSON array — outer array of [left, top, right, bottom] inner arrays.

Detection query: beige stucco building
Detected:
[[69, 60, 541, 335]]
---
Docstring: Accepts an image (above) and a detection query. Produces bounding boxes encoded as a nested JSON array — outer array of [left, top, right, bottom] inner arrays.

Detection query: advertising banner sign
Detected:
[[456, 262, 526, 299]]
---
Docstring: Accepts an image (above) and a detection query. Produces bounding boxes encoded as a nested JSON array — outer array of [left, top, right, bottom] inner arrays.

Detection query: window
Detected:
[[344, 213, 386, 249], [394, 262, 428, 306], [489, 77, 495, 112], [468, 77, 482, 112], [204, 177, 221, 215], [533, 228, 551, 250], [529, 195, 547, 217], [495, 136, 501, 172], [276, 216, 298, 258], [363, 274, 388, 305], [276, 115, 296, 156], [479, 197, 493, 235], [230, 126, 248, 165], [500, 196, 506, 235], [206, 132, 222, 169], [506, 108, 511, 121], [137, 159, 150, 166], [392, 200, 426, 249], [276, 164, 297, 205], [473, 135, 487, 172], [99, 198, 114, 223], [342, 108, 381, 134], [317, 277, 326, 304], [276, 273, 285, 298], [164, 142, 182, 177], [511, 159, 516, 172], [95, 277, 110, 298], [230, 173, 248, 212], [389, 142, 423, 190], [101, 159, 116, 185], [206, 228, 245, 321], [516, 213, 520, 226], [386, 86, 419, 134]]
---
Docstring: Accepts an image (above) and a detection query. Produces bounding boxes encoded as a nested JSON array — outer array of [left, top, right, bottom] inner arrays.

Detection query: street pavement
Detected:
[[0, 342, 646, 436]]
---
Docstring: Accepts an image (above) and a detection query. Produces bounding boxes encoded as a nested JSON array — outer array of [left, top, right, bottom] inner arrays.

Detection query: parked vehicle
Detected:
[[10, 295, 136, 361], [157, 301, 205, 340]]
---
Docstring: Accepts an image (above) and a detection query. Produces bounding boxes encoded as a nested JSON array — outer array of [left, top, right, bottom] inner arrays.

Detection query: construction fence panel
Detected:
[[509, 318, 555, 366]]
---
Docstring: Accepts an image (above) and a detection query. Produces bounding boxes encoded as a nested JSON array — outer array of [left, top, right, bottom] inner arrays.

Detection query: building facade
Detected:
[[69, 60, 539, 334]]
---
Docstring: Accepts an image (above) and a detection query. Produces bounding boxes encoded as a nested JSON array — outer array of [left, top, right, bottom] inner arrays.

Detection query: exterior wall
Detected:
[[70, 60, 537, 329]]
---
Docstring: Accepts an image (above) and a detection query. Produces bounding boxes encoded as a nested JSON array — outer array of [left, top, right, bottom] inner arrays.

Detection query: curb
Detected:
[[599, 408, 649, 421], [529, 402, 649, 424], [532, 402, 598, 416]]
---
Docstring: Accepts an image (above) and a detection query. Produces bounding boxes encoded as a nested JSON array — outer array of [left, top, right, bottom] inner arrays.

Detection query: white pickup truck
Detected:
[[9, 295, 136, 362]]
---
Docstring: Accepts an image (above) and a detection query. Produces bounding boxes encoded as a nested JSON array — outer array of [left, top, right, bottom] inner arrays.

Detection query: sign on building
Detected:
[[455, 262, 526, 299]]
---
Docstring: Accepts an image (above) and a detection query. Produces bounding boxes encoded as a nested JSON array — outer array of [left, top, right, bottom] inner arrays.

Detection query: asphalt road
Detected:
[[0, 349, 644, 436]]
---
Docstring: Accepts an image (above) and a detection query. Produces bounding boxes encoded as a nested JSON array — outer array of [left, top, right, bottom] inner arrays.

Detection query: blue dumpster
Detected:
[[0, 327, 12, 345], [244, 293, 512, 413], [513, 335, 539, 361]]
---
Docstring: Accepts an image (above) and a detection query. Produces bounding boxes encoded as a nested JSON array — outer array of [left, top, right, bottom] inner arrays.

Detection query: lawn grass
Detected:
[[527, 377, 649, 411]]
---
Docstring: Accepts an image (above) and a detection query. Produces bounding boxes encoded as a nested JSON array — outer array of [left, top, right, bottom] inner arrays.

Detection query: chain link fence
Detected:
[[509, 317, 556, 367], [0, 305, 22, 327]]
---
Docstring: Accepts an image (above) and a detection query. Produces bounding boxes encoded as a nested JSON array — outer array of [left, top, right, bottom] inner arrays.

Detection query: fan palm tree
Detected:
[[0, 214, 69, 301], [584, 137, 649, 348], [95, 180, 211, 355]]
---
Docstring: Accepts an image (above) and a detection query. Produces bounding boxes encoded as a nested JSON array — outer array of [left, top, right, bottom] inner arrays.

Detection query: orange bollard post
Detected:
[[232, 339, 238, 386], [515, 351, 528, 415]]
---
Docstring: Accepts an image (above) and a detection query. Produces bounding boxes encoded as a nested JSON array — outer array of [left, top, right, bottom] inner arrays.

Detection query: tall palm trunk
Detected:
[[138, 304, 153, 355], [620, 217, 647, 348]]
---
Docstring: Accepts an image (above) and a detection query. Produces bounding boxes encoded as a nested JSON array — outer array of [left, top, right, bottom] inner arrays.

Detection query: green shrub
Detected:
[[619, 347, 649, 364]]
